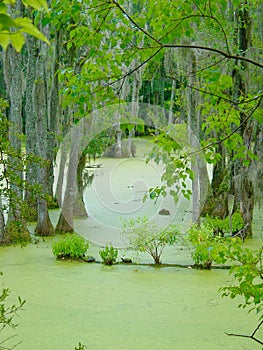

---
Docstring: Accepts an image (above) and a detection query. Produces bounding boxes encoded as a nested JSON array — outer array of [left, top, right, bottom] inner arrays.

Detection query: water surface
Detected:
[[0, 240, 259, 350]]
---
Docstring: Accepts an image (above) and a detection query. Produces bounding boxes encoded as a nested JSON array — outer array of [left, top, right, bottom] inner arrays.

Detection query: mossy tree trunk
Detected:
[[0, 197, 6, 241], [24, 34, 38, 221], [230, 2, 254, 237], [33, 29, 54, 236], [46, 29, 62, 206], [3, 17, 30, 241], [202, 142, 229, 218]]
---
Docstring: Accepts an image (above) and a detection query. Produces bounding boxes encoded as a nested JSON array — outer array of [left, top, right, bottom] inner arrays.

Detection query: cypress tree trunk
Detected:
[[253, 123, 263, 205], [24, 35, 38, 221], [55, 124, 81, 233], [202, 142, 229, 218], [187, 50, 200, 224], [0, 197, 6, 241], [33, 32, 54, 236], [73, 152, 89, 218], [168, 79, 176, 124], [230, 2, 254, 236], [55, 143, 68, 207], [46, 29, 62, 204], [4, 40, 30, 240], [185, 49, 210, 223]]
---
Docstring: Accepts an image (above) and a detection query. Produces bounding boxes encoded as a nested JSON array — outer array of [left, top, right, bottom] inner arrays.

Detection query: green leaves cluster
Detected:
[[84, 130, 115, 164], [205, 212, 245, 235], [0, 287, 25, 349], [200, 72, 261, 166], [52, 234, 89, 259], [220, 246, 263, 314], [122, 216, 179, 264], [187, 223, 242, 269], [146, 125, 193, 203], [0, 0, 48, 51]]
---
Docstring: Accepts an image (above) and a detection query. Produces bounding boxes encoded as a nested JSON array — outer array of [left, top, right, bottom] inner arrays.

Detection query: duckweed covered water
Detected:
[[0, 240, 259, 350], [2, 150, 262, 350]]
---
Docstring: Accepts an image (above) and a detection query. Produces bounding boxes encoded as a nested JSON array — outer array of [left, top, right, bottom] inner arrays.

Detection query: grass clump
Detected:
[[52, 233, 89, 260], [99, 244, 118, 265]]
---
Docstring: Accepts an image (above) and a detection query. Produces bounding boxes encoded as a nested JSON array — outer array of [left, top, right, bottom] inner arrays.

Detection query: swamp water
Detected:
[[0, 241, 260, 350], [1, 145, 263, 350]]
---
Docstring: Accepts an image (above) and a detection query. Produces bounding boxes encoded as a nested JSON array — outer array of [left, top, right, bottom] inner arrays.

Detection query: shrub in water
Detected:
[[99, 244, 118, 265], [187, 224, 242, 269], [52, 233, 89, 259], [3, 221, 31, 246], [122, 216, 179, 264]]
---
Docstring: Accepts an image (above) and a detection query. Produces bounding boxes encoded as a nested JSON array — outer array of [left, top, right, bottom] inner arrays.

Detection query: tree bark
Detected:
[[46, 29, 62, 203], [73, 152, 88, 218], [253, 123, 263, 205], [33, 32, 54, 236], [202, 142, 228, 218], [231, 2, 254, 236], [55, 143, 68, 207], [24, 35, 38, 221], [187, 50, 200, 224], [55, 124, 81, 233], [4, 42, 30, 239], [0, 197, 6, 241]]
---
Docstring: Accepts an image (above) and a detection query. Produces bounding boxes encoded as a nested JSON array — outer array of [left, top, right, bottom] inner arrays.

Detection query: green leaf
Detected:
[[0, 3, 7, 14], [136, 124, 144, 133], [10, 32, 24, 52], [15, 17, 49, 45], [22, 0, 48, 10], [0, 32, 12, 50], [0, 14, 17, 31]]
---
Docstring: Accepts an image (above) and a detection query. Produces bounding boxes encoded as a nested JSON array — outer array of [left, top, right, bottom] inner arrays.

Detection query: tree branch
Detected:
[[111, 0, 162, 45], [111, 1, 263, 69], [162, 44, 263, 69], [226, 319, 263, 346], [187, 95, 263, 156], [159, 14, 230, 54], [108, 47, 163, 87]]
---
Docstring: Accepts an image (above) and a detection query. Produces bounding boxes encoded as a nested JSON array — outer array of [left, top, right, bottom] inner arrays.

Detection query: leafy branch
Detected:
[[187, 95, 263, 157], [110, 0, 263, 69], [0, 288, 25, 350], [219, 243, 263, 347]]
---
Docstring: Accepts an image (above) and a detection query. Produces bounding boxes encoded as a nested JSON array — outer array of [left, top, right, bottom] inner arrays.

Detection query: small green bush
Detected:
[[3, 220, 31, 246], [122, 216, 179, 264], [220, 245, 263, 313], [52, 234, 89, 259], [187, 224, 242, 269], [231, 212, 245, 233], [99, 244, 118, 265]]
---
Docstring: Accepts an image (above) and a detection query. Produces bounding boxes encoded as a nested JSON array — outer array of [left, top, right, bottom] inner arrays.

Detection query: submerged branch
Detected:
[[226, 319, 263, 346]]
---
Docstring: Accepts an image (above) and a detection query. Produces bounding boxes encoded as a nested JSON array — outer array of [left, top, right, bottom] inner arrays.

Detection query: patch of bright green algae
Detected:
[[0, 240, 258, 350]]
